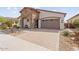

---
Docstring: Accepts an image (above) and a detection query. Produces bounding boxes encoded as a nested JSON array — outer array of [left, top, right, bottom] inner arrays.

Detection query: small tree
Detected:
[[72, 19, 79, 29], [5, 20, 14, 28]]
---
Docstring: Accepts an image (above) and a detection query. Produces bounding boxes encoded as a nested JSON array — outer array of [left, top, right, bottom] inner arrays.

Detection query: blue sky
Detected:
[[0, 7, 79, 21]]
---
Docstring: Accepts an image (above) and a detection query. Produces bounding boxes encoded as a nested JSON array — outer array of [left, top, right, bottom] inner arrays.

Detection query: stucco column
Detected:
[[28, 19, 32, 29], [18, 18, 21, 26], [19, 18, 23, 28], [68, 21, 70, 28], [60, 17, 64, 30], [38, 19, 41, 28], [27, 13, 32, 29]]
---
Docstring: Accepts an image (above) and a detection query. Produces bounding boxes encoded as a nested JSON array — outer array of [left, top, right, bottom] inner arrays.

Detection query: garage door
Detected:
[[41, 19, 60, 29]]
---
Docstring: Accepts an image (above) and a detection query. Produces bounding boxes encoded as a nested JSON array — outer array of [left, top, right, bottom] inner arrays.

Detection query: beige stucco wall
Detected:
[[20, 8, 65, 29], [39, 10, 65, 29], [60, 17, 64, 29], [68, 16, 79, 23]]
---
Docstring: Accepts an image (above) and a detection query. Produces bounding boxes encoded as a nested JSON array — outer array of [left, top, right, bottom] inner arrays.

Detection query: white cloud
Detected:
[[7, 7, 11, 10], [7, 7, 18, 10], [13, 7, 18, 10], [13, 11, 17, 14]]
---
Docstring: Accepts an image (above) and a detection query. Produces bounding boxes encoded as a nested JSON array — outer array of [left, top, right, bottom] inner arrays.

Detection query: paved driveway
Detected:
[[13, 29, 59, 51], [0, 33, 49, 51]]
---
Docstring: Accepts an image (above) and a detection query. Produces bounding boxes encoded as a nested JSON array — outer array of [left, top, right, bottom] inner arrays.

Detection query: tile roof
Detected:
[[20, 7, 66, 17]]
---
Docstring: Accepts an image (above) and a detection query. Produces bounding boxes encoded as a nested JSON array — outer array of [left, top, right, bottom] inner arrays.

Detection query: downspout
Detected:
[[37, 13, 40, 28], [68, 21, 70, 28], [30, 12, 32, 29]]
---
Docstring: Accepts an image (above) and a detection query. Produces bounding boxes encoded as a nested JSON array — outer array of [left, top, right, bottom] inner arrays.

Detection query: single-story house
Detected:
[[18, 7, 66, 29], [67, 14, 79, 28]]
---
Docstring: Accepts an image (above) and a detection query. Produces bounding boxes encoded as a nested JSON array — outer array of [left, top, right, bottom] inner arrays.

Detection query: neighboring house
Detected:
[[67, 14, 79, 28], [18, 7, 66, 29]]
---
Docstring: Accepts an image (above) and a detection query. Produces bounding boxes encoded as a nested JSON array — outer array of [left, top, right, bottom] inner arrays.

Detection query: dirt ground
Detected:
[[59, 32, 79, 51]]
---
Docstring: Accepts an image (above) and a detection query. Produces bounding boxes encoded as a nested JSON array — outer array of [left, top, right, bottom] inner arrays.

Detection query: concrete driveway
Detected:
[[13, 29, 59, 51], [0, 32, 49, 51]]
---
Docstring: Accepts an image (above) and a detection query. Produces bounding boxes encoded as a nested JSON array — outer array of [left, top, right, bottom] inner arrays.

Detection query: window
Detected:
[[27, 19, 29, 22]]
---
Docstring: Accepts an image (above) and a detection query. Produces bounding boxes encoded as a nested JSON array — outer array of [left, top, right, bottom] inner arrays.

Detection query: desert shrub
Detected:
[[16, 25, 20, 29], [0, 17, 15, 30], [0, 25, 7, 30], [69, 32, 75, 37], [72, 32, 79, 45], [72, 19, 79, 29], [5, 20, 13, 28], [15, 20, 18, 24], [62, 30, 70, 36]]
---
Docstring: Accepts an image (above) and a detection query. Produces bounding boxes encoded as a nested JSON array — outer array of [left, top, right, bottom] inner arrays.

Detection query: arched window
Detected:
[[27, 19, 29, 22]]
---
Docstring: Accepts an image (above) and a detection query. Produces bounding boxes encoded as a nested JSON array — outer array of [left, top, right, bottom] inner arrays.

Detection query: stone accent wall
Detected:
[[20, 8, 40, 28]]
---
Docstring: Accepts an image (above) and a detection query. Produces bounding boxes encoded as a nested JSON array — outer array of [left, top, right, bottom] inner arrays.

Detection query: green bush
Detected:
[[0, 25, 7, 30], [72, 19, 79, 28], [0, 17, 8, 23], [0, 17, 14, 30], [15, 20, 18, 24], [5, 20, 13, 28], [62, 30, 70, 36]]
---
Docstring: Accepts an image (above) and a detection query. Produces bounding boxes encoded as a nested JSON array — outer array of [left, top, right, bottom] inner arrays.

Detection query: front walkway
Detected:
[[0, 33, 49, 51]]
